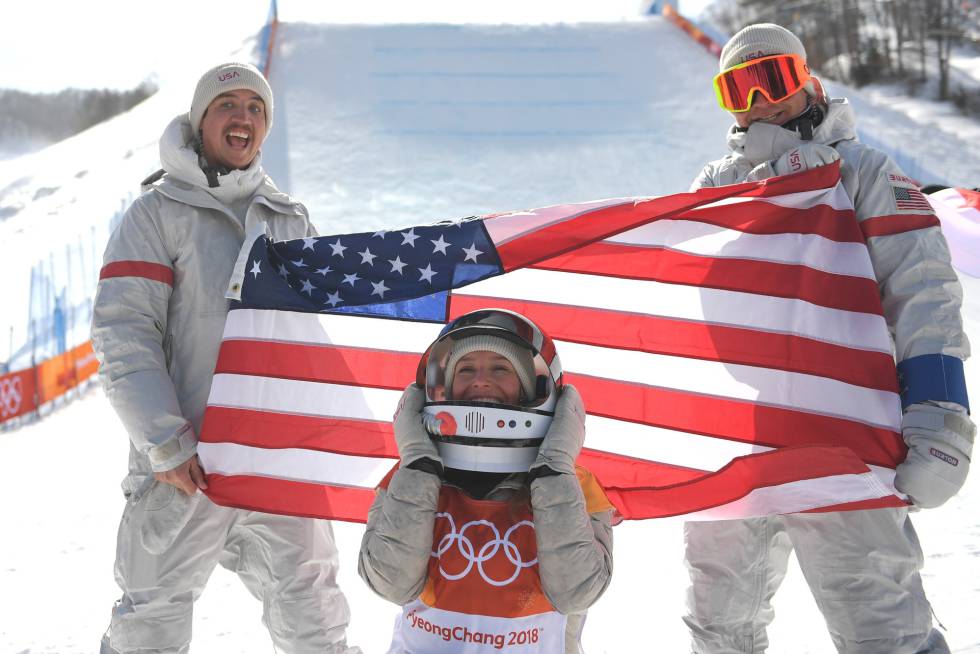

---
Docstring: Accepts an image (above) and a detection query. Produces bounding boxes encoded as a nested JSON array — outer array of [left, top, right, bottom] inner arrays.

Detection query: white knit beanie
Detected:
[[445, 334, 537, 401], [720, 23, 807, 72], [189, 62, 273, 135]]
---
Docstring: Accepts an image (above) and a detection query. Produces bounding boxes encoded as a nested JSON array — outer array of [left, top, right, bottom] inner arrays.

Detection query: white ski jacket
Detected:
[[92, 115, 314, 494], [690, 98, 969, 370]]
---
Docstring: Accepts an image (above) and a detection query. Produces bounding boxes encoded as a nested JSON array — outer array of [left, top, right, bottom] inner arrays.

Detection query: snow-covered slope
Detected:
[[263, 19, 729, 232], [2, 15, 979, 654]]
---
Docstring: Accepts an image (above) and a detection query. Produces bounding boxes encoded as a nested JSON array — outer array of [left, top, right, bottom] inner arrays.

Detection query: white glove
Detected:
[[393, 384, 441, 468], [745, 143, 840, 182], [531, 385, 586, 475], [894, 403, 975, 509]]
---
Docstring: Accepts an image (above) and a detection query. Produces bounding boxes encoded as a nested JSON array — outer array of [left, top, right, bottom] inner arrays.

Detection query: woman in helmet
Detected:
[[358, 308, 615, 653]]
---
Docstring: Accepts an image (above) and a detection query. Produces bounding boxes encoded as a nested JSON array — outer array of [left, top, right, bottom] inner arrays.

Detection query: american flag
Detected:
[[893, 186, 933, 212], [198, 163, 908, 522]]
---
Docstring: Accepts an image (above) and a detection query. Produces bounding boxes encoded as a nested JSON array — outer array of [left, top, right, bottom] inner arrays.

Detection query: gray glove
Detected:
[[393, 384, 441, 468], [895, 402, 975, 509], [531, 385, 586, 475], [745, 143, 840, 182]]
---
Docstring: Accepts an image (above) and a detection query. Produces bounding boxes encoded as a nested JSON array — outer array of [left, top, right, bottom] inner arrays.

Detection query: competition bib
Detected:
[[389, 486, 567, 653]]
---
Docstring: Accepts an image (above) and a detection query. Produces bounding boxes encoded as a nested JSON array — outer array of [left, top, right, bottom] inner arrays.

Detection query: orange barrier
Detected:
[[662, 4, 722, 58], [0, 367, 38, 423], [0, 340, 98, 425]]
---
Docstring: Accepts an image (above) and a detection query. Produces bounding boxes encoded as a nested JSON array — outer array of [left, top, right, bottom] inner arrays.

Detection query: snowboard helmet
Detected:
[[416, 308, 563, 473]]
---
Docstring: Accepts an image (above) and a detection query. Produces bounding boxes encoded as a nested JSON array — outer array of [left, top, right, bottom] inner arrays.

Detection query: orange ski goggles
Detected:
[[713, 54, 811, 112]]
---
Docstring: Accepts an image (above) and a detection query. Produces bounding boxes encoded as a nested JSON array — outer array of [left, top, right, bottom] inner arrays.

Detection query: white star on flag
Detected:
[[372, 230, 387, 239], [250, 260, 261, 278], [323, 291, 342, 307], [418, 263, 437, 283], [316, 265, 333, 276], [388, 256, 407, 275], [277, 264, 289, 278], [358, 247, 377, 266], [291, 258, 306, 267], [302, 237, 317, 251], [342, 273, 360, 286], [401, 228, 419, 247], [431, 234, 450, 255], [461, 243, 483, 262], [300, 279, 314, 296], [371, 280, 390, 298], [329, 239, 347, 257]]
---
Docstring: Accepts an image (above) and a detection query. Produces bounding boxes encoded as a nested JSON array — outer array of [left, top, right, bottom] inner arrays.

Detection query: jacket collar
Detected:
[[152, 115, 307, 219]]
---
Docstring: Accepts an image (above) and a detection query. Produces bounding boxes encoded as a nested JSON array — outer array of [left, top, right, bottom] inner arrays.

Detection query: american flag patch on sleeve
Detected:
[[892, 185, 934, 213]]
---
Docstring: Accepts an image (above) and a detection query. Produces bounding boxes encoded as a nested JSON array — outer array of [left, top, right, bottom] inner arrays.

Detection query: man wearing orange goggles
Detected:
[[685, 22, 969, 654]]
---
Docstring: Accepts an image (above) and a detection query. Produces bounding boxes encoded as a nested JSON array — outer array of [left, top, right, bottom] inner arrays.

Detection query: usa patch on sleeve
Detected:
[[887, 174, 934, 214]]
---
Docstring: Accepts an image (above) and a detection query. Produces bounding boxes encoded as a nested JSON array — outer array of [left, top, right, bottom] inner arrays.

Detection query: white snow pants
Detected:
[[101, 481, 358, 654], [684, 507, 948, 654]]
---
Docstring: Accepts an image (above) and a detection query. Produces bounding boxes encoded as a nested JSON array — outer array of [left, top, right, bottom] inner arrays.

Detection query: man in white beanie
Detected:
[[94, 62, 360, 654], [685, 23, 972, 654]]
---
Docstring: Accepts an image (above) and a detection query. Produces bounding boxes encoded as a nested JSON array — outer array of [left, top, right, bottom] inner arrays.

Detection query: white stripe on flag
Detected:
[[198, 442, 392, 488], [682, 471, 894, 522], [222, 309, 440, 352], [208, 373, 401, 421], [463, 268, 893, 353], [560, 340, 902, 429], [584, 414, 762, 472], [697, 184, 853, 212], [608, 220, 875, 279]]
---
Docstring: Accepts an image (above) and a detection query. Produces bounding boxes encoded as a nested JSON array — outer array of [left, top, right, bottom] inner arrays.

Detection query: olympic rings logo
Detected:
[[432, 512, 537, 587], [0, 376, 24, 418]]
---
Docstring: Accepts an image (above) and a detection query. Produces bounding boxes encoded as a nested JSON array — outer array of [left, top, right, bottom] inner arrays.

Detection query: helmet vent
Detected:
[[465, 411, 486, 434]]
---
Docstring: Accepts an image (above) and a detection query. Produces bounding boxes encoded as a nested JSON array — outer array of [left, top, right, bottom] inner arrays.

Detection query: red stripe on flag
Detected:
[[99, 260, 174, 286], [803, 496, 908, 513], [448, 295, 899, 393], [958, 188, 980, 210], [579, 448, 704, 488], [532, 241, 882, 314], [600, 445, 891, 519], [685, 201, 862, 243], [566, 373, 906, 468], [205, 474, 383, 523], [214, 340, 418, 390], [200, 406, 399, 458], [494, 164, 844, 270], [860, 213, 940, 238]]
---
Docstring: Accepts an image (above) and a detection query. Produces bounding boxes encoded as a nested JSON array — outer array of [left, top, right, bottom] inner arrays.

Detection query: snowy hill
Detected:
[[262, 20, 730, 231], [2, 15, 979, 654]]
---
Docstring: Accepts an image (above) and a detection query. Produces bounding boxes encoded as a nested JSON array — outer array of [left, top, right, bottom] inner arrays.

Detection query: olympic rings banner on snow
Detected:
[[0, 369, 35, 422], [0, 340, 98, 425]]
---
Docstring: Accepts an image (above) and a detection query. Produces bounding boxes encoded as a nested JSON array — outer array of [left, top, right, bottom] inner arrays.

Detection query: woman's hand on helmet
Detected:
[[531, 384, 586, 476], [394, 384, 442, 468]]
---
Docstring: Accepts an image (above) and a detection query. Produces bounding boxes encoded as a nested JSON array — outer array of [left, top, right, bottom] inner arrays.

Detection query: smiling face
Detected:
[[448, 350, 523, 405], [732, 86, 809, 129], [199, 89, 267, 170]]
